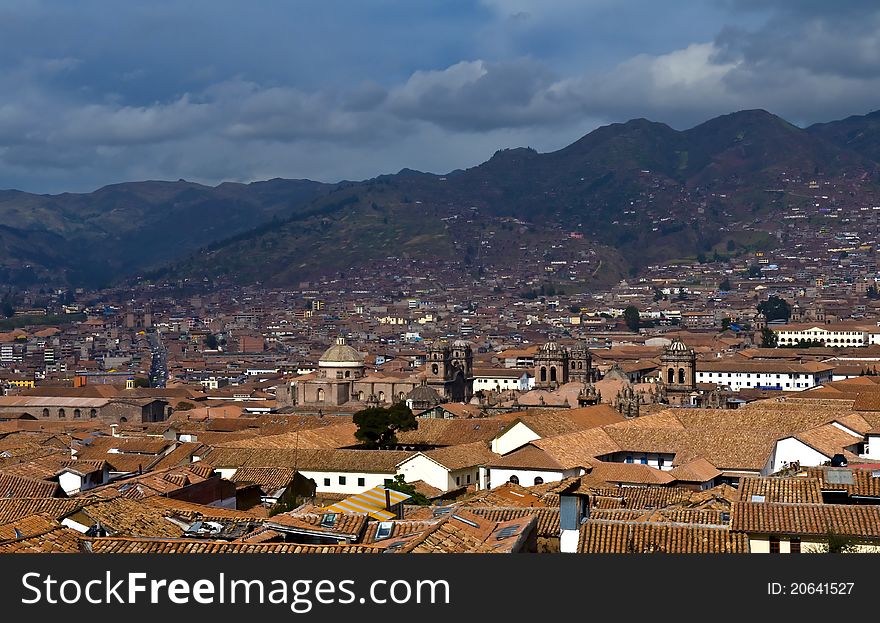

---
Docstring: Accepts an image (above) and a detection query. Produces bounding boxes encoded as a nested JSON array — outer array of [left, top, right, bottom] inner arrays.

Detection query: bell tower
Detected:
[[660, 339, 696, 406]]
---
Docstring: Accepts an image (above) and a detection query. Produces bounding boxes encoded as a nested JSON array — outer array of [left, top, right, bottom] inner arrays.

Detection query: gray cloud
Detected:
[[1, 1, 879, 193]]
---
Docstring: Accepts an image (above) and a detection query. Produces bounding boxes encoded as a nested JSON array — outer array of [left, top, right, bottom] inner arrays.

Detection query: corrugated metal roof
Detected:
[[325, 486, 411, 521]]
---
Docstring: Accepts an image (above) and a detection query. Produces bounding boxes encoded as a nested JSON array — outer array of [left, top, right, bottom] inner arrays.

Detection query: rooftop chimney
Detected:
[[110, 424, 119, 438]]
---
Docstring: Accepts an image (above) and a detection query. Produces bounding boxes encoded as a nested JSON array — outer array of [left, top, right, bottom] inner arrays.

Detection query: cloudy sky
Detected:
[[2, 0, 879, 193]]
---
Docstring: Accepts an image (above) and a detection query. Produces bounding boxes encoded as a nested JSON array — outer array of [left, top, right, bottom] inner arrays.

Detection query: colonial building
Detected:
[[279, 337, 474, 409], [660, 339, 697, 406]]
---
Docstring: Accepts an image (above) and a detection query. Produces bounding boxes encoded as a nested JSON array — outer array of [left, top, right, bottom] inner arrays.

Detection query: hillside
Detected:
[[0, 178, 336, 287], [156, 109, 880, 286], [3, 108, 880, 289]]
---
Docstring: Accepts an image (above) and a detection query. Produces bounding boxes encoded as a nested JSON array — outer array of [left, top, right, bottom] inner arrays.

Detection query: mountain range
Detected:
[[3, 108, 880, 289]]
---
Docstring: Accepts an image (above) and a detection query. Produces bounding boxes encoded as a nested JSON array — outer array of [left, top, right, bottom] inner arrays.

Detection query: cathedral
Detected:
[[533, 340, 595, 389], [278, 336, 474, 409]]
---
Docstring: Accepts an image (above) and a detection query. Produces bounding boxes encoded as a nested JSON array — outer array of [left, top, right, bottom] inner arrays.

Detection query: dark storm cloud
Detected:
[[0, 1, 879, 193]]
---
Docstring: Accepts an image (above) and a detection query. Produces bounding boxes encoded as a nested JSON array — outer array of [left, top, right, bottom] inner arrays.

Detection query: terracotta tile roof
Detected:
[[465, 506, 559, 537], [361, 519, 438, 545], [228, 467, 299, 491], [667, 458, 722, 483], [793, 424, 862, 458], [804, 466, 880, 499], [0, 473, 63, 498], [139, 496, 262, 521], [532, 428, 620, 470], [62, 497, 186, 538], [202, 447, 415, 473], [266, 511, 368, 539], [589, 462, 676, 486], [83, 538, 385, 554], [488, 445, 566, 471], [0, 497, 96, 524], [0, 527, 83, 553], [404, 509, 536, 553], [736, 477, 824, 504], [422, 441, 497, 470], [730, 501, 880, 537], [591, 508, 729, 525], [0, 512, 60, 540], [456, 481, 548, 508], [578, 520, 747, 553]]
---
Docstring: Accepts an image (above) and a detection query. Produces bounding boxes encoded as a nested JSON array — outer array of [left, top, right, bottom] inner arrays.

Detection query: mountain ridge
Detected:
[[2, 108, 879, 288]]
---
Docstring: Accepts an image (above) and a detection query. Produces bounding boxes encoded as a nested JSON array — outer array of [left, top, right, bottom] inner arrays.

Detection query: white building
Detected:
[[772, 322, 880, 347], [473, 368, 533, 393], [696, 361, 833, 391]]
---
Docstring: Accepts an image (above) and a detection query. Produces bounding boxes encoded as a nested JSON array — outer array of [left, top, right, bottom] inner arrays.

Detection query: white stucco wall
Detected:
[[491, 422, 540, 455], [298, 470, 395, 495], [489, 467, 576, 489], [396, 454, 450, 492], [770, 437, 830, 473], [865, 434, 880, 460]]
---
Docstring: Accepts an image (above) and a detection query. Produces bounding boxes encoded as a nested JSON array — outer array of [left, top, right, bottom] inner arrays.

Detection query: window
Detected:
[[456, 476, 461, 486], [770, 537, 781, 553], [466, 474, 471, 484], [344, 371, 350, 379], [790, 538, 801, 554], [339, 476, 347, 485], [640, 457, 648, 464], [378, 391, 385, 402], [625, 456, 634, 464], [317, 388, 325, 402], [90, 409, 97, 418], [375, 522, 393, 540], [58, 408, 66, 418], [432, 363, 439, 375], [667, 368, 675, 383], [678, 368, 685, 384], [550, 367, 557, 382], [357, 477, 365, 487], [42, 408, 49, 418], [534, 477, 544, 486], [323, 478, 330, 487], [509, 475, 520, 485], [74, 409, 81, 419], [540, 367, 547, 382]]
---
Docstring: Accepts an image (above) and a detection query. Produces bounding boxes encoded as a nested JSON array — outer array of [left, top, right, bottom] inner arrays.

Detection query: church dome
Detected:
[[407, 380, 442, 405], [318, 337, 364, 368], [452, 339, 470, 349], [667, 338, 689, 352], [540, 341, 560, 353]]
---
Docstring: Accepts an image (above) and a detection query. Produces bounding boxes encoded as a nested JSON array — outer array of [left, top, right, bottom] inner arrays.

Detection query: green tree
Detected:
[[204, 333, 219, 349], [760, 327, 778, 348], [384, 474, 430, 506], [1, 296, 13, 318], [757, 295, 791, 322], [719, 277, 731, 292], [353, 403, 418, 449], [746, 264, 762, 278], [623, 305, 640, 332], [823, 530, 858, 553], [133, 377, 150, 388]]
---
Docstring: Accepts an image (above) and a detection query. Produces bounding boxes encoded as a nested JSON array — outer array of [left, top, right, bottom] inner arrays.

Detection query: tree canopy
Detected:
[[353, 402, 418, 449], [757, 295, 791, 322], [384, 474, 430, 506], [623, 305, 640, 332]]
